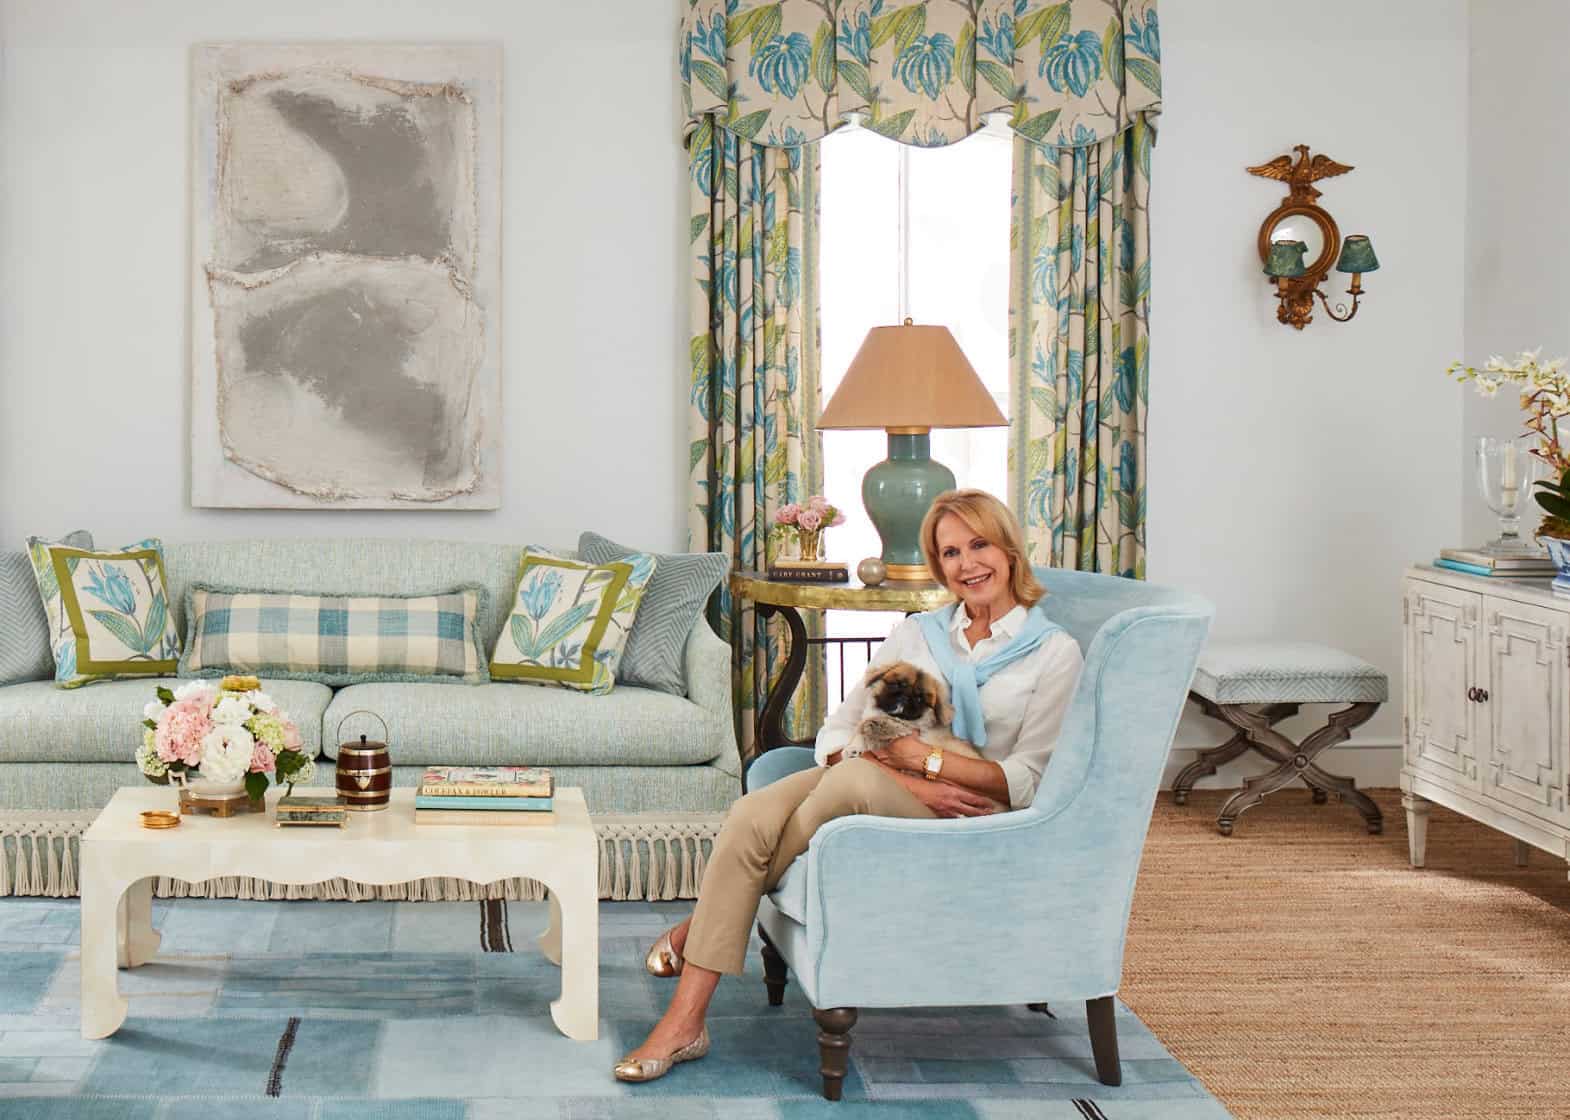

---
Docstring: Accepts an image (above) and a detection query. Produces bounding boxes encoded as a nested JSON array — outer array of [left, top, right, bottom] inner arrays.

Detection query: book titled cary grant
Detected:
[[418, 766, 553, 798]]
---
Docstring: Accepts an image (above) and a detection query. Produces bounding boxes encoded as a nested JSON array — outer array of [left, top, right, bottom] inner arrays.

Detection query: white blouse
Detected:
[[813, 603, 1084, 809]]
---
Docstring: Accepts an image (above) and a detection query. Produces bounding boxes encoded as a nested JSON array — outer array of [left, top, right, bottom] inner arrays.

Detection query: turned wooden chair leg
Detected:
[[1086, 996, 1121, 1087], [758, 923, 787, 1007], [813, 1006, 858, 1101]]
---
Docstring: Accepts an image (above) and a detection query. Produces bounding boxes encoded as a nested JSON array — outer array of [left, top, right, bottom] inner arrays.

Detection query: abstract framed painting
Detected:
[[190, 43, 502, 509]]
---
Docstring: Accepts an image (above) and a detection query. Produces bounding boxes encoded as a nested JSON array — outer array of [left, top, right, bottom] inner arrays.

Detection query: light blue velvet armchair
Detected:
[[744, 568, 1213, 1100]]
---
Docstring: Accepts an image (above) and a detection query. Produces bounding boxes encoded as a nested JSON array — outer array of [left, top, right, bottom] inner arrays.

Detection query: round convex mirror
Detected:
[[1270, 216, 1323, 267]]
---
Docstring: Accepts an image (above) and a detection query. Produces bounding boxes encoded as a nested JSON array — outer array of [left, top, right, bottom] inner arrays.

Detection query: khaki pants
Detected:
[[682, 757, 936, 975]]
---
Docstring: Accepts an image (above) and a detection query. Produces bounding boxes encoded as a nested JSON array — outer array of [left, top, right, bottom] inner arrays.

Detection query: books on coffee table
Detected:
[[413, 807, 559, 826], [414, 765, 554, 824], [413, 794, 553, 811], [418, 766, 553, 798]]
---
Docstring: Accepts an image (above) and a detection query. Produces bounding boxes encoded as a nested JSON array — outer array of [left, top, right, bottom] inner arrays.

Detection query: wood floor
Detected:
[[1121, 788, 1570, 1120]]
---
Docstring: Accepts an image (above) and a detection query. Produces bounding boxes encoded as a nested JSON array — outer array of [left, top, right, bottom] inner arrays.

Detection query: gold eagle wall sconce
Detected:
[[1248, 145, 1379, 330]]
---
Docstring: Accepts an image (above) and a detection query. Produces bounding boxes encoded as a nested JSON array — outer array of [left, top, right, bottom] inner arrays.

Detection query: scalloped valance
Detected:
[[681, 0, 1160, 150]]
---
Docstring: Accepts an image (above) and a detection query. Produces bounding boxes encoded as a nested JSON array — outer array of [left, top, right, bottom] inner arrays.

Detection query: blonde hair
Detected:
[[919, 489, 1045, 608]]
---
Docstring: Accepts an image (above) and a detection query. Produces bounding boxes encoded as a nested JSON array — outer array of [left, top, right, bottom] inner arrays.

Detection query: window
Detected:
[[817, 121, 1012, 698]]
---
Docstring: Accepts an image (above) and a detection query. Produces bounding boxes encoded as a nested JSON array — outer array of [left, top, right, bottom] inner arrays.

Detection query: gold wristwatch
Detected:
[[923, 746, 944, 781]]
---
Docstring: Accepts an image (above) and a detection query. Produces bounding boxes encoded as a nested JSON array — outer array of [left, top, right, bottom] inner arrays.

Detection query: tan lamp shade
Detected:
[[817, 321, 1007, 430]]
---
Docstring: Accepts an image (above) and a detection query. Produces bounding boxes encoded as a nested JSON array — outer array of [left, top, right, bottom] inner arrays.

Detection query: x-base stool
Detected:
[[1176, 641, 1388, 836]]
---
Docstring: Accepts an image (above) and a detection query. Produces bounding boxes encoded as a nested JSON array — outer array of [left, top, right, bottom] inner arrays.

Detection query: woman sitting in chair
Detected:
[[613, 488, 1084, 1082]]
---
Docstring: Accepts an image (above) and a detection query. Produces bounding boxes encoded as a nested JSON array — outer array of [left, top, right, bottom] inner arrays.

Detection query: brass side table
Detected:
[[729, 572, 950, 756]]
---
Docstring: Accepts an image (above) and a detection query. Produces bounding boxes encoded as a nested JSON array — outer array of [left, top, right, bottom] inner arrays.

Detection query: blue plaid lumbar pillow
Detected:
[[178, 584, 490, 686]]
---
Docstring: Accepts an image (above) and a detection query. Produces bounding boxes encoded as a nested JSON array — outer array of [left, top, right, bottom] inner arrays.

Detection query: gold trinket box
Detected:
[[275, 795, 348, 829], [139, 810, 181, 830]]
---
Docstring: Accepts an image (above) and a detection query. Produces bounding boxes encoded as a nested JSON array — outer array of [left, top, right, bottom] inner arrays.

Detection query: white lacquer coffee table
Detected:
[[79, 786, 599, 1041]]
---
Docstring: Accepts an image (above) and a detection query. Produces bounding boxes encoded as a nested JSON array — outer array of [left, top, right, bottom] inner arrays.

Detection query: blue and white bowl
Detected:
[[1544, 536, 1570, 595]]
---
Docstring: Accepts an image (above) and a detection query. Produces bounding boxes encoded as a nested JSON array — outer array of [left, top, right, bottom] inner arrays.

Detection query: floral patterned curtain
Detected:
[[685, 116, 824, 761], [1009, 5, 1157, 574], [681, 0, 1159, 151]]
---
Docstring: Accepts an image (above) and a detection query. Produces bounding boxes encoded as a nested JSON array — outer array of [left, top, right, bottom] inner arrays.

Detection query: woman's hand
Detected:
[[866, 734, 931, 774], [864, 755, 1005, 818]]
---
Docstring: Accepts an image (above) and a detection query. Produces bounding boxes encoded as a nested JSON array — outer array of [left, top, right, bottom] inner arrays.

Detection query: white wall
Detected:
[[1463, 0, 1570, 546], [3, 1, 1479, 790], [1149, 0, 1469, 789], [0, 0, 690, 551]]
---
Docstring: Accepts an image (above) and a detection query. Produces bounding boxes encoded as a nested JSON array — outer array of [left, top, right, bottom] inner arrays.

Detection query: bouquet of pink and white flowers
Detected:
[[137, 675, 314, 801], [771, 495, 847, 538]]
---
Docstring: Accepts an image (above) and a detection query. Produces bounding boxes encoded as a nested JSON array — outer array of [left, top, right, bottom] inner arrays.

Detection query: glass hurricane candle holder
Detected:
[[1477, 437, 1548, 557]]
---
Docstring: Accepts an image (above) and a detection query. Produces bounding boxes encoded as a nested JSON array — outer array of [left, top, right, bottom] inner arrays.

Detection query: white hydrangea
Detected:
[[198, 724, 254, 784], [174, 680, 215, 702], [292, 757, 317, 786], [211, 695, 253, 726], [246, 690, 278, 714], [143, 700, 166, 722]]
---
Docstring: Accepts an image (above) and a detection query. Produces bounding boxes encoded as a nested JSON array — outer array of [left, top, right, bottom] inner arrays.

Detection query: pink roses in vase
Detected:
[[772, 495, 847, 561], [137, 675, 314, 803]]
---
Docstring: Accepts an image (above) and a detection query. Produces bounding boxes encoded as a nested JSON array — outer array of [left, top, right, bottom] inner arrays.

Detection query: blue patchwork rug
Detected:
[[0, 898, 1232, 1118]]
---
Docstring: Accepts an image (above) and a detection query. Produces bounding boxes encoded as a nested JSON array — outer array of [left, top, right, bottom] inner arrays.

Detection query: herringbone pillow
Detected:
[[1, 530, 92, 684], [578, 531, 727, 696]]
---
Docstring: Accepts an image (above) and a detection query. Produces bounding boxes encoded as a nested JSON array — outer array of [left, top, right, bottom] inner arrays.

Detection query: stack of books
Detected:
[[1434, 548, 1556, 579], [413, 766, 554, 826]]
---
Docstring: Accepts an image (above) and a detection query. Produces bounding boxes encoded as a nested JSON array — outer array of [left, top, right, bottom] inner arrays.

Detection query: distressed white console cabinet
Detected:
[[1402, 565, 1569, 875]]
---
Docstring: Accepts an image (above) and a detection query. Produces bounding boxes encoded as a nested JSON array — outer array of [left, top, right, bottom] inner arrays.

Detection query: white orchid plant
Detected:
[[1448, 348, 1570, 538]]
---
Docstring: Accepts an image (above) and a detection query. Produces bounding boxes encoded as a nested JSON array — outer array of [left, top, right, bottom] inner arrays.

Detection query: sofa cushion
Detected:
[[489, 549, 657, 694], [0, 677, 333, 764], [1, 530, 91, 686], [26, 538, 182, 688], [579, 531, 728, 697], [322, 681, 730, 766], [178, 583, 490, 686]]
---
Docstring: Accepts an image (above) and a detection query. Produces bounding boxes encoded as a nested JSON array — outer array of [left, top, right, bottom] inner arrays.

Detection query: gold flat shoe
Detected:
[[613, 1026, 710, 1083], [644, 928, 685, 978]]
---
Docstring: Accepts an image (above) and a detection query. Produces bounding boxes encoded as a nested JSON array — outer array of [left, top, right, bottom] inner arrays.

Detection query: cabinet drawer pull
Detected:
[[1478, 688, 1489, 702], [1466, 686, 1479, 702]]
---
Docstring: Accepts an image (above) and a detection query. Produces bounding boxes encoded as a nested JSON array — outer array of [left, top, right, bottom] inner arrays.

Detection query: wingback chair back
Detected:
[[749, 568, 1213, 1099]]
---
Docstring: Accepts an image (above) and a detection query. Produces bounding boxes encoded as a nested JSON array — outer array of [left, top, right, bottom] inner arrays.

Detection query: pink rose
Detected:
[[155, 698, 213, 767], [830, 510, 846, 526], [774, 503, 802, 526], [283, 722, 304, 752], [807, 495, 829, 511], [249, 742, 276, 773], [798, 508, 823, 532]]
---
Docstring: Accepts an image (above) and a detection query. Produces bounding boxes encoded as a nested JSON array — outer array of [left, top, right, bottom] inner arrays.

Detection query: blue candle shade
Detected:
[[1264, 240, 1308, 278], [1335, 234, 1379, 274]]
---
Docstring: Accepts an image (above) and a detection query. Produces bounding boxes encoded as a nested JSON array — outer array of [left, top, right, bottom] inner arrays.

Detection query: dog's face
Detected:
[[862, 662, 954, 729]]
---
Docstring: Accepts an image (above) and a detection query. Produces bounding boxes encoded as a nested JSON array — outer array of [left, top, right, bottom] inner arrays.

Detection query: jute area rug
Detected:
[[1121, 788, 1570, 1120]]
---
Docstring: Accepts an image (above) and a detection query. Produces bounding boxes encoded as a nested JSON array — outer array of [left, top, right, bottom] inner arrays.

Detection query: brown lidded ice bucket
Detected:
[[335, 711, 391, 812]]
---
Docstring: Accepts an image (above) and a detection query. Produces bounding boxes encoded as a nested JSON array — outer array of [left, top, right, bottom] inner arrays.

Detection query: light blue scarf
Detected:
[[917, 602, 1061, 748]]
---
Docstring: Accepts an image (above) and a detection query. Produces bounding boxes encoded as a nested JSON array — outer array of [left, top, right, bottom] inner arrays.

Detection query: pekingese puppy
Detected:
[[840, 661, 982, 762]]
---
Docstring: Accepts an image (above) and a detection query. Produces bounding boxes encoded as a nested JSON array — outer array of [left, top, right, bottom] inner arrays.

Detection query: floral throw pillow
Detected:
[[489, 548, 657, 694], [26, 537, 181, 688]]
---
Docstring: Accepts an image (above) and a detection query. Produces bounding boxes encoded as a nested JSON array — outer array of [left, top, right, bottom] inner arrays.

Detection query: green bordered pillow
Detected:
[[490, 548, 657, 693], [25, 537, 181, 688], [178, 584, 490, 686]]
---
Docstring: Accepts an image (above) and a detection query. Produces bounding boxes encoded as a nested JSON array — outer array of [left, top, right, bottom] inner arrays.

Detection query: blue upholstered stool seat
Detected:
[[1191, 641, 1388, 705]]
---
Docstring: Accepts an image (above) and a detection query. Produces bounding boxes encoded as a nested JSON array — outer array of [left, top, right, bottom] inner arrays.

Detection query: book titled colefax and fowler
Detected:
[[418, 766, 553, 798]]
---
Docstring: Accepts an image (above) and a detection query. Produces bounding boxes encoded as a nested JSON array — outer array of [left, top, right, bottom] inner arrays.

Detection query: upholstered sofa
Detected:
[[0, 538, 739, 900]]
